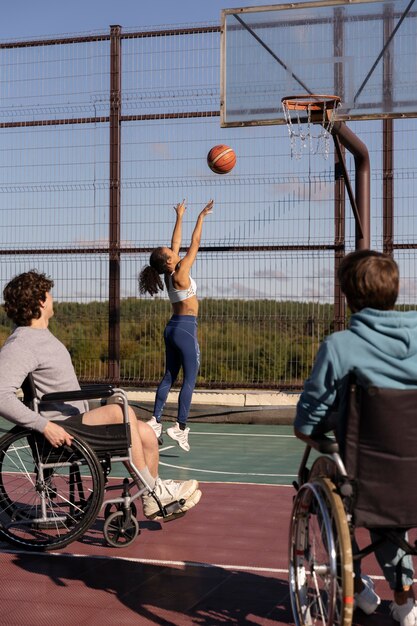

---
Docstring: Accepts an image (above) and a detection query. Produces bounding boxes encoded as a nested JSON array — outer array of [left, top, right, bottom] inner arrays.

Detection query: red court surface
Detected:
[[0, 481, 405, 625]]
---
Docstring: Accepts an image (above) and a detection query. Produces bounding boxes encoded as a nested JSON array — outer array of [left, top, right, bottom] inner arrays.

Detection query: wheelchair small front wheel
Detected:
[[103, 510, 140, 547], [289, 477, 353, 626]]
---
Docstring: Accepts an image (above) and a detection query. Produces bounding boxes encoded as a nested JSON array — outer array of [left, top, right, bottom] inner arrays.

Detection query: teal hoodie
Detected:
[[295, 308, 417, 437]]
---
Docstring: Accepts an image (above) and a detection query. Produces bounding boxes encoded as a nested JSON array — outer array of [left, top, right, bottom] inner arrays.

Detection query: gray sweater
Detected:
[[0, 326, 88, 433]]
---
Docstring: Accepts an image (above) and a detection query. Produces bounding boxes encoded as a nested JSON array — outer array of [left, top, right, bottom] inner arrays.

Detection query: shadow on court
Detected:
[[2, 552, 291, 626], [0, 550, 403, 626], [0, 426, 411, 625]]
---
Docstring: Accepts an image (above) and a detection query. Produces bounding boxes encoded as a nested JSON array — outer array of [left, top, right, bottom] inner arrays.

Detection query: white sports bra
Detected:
[[167, 273, 197, 304]]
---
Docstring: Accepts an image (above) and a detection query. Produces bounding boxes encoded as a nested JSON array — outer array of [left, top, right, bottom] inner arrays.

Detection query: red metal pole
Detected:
[[332, 121, 371, 250], [108, 25, 121, 382]]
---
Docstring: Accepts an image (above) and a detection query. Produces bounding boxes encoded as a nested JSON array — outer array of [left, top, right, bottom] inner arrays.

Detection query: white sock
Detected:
[[138, 466, 156, 492]]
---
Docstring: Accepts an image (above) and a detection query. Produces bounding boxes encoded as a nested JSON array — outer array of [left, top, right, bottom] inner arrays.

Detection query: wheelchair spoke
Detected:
[[0, 428, 104, 550], [5, 442, 36, 486], [289, 477, 353, 626]]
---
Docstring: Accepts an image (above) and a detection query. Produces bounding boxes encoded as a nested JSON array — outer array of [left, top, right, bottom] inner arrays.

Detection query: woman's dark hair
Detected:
[[338, 249, 399, 312], [3, 270, 54, 326], [138, 247, 169, 296]]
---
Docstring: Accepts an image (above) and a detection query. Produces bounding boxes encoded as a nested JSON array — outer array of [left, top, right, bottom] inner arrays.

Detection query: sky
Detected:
[[1, 0, 271, 40], [2, 0, 417, 304]]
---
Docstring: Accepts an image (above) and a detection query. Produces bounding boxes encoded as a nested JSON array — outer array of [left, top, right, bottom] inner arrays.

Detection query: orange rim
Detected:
[[282, 94, 340, 112]]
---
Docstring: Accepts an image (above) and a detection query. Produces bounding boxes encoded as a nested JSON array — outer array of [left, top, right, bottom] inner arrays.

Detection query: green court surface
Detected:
[[0, 417, 11, 434], [157, 422, 307, 486], [0, 417, 313, 486]]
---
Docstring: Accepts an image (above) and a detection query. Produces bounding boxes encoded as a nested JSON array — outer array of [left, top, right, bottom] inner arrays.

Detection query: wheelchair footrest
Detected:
[[159, 499, 187, 522], [163, 498, 185, 514]]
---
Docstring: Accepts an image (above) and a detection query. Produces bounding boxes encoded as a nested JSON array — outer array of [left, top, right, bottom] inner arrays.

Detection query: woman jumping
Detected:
[[138, 199, 214, 451]]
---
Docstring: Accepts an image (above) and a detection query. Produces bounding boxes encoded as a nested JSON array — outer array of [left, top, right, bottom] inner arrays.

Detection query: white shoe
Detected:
[[141, 478, 199, 520], [167, 422, 190, 452], [354, 575, 381, 615], [391, 599, 417, 626], [146, 416, 162, 439]]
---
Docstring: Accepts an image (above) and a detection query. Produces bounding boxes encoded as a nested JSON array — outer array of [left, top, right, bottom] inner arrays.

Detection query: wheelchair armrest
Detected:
[[309, 434, 340, 455], [42, 385, 115, 402]]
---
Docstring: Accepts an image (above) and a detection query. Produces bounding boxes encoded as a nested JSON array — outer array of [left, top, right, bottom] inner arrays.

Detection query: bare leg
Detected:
[[82, 404, 201, 520], [135, 419, 158, 477], [82, 404, 158, 476]]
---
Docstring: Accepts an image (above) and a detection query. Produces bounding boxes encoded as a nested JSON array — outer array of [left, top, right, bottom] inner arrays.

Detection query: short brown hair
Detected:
[[338, 250, 399, 312], [3, 270, 54, 326]]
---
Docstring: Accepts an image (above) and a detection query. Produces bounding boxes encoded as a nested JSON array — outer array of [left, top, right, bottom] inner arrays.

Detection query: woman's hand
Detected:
[[199, 199, 214, 218], [174, 199, 186, 217]]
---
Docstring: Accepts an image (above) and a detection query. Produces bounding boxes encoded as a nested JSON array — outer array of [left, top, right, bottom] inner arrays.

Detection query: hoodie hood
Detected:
[[350, 308, 417, 360]]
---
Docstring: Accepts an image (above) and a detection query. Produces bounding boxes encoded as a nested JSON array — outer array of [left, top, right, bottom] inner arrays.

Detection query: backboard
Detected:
[[220, 0, 417, 127]]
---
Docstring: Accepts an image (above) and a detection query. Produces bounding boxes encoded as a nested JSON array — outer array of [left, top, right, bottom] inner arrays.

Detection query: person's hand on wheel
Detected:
[[43, 421, 73, 447]]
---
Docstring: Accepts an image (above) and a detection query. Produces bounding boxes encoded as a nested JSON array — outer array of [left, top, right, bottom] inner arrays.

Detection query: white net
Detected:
[[281, 95, 341, 160]]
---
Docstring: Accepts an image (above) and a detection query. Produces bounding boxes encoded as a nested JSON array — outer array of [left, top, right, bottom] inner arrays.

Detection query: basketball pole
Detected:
[[331, 121, 371, 251]]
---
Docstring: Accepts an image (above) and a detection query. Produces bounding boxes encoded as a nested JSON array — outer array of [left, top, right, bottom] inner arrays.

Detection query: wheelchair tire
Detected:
[[289, 477, 354, 626], [0, 427, 105, 551], [103, 510, 139, 547]]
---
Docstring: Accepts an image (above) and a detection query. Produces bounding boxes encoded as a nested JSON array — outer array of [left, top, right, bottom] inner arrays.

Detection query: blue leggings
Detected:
[[153, 315, 200, 425]]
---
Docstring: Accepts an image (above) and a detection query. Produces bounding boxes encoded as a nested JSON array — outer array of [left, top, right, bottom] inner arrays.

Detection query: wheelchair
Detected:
[[289, 381, 417, 626], [0, 377, 186, 552]]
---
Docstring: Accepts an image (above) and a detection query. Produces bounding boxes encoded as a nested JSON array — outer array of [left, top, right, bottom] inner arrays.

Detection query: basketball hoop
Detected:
[[281, 94, 341, 160]]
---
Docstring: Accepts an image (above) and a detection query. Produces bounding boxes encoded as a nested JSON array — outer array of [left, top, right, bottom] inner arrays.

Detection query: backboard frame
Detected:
[[220, 0, 417, 127]]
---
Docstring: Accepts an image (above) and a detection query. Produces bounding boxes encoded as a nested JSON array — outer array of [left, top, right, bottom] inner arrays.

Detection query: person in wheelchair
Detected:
[[0, 270, 202, 522], [294, 250, 417, 626]]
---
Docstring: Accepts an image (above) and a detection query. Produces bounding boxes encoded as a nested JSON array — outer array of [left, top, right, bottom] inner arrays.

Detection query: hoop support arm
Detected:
[[332, 134, 364, 241], [331, 121, 371, 250]]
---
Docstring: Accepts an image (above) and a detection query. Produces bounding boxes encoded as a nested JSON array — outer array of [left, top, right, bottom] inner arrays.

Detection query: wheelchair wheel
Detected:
[[0, 427, 105, 551], [103, 510, 139, 547], [289, 477, 353, 626]]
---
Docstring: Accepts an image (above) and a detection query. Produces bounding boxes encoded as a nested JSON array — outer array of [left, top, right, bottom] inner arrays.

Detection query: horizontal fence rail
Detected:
[[0, 24, 417, 389]]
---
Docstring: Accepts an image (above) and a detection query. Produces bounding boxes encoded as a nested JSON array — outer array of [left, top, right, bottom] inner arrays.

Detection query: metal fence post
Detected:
[[108, 24, 121, 382]]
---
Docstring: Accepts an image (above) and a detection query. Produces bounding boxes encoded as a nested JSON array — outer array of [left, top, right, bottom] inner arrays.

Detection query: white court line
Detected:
[[158, 459, 296, 478], [0, 548, 396, 582], [158, 440, 297, 478], [0, 548, 287, 574], [158, 432, 298, 479], [188, 432, 296, 438]]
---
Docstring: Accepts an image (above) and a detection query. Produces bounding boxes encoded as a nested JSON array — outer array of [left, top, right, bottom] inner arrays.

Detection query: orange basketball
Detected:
[[207, 144, 236, 174]]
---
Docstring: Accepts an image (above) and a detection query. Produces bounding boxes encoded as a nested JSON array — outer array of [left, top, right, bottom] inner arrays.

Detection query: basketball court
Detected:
[[0, 422, 409, 625], [1, 1, 417, 624]]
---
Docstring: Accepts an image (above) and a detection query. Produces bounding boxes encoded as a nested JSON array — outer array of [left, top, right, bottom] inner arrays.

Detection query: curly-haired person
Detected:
[[0, 270, 202, 521]]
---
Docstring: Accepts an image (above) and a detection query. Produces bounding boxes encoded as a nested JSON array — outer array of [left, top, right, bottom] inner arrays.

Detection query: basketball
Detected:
[[207, 144, 236, 174]]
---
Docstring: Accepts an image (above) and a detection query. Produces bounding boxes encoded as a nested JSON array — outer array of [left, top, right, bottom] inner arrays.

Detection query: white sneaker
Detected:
[[167, 422, 190, 452], [141, 478, 199, 520], [146, 416, 162, 439], [354, 575, 381, 615], [391, 599, 417, 626]]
